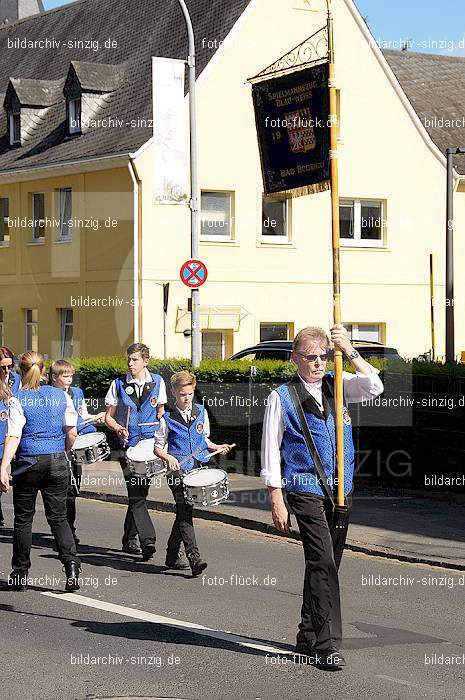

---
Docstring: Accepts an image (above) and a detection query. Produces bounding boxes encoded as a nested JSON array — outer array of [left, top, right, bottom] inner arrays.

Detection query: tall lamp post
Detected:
[[177, 0, 201, 367], [445, 147, 465, 364]]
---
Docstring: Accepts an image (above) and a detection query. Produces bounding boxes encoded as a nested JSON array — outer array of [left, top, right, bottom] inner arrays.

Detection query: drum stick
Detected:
[[138, 421, 159, 426], [123, 405, 131, 446], [206, 443, 236, 460]]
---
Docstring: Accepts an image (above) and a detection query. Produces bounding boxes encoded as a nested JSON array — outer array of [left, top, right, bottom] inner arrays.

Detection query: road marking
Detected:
[[41, 591, 294, 656]]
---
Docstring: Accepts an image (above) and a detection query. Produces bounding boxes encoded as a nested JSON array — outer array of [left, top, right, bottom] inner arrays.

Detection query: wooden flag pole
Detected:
[[327, 0, 345, 507]]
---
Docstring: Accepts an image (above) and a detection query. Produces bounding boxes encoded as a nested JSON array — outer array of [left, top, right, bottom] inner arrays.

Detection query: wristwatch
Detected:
[[348, 349, 360, 359]]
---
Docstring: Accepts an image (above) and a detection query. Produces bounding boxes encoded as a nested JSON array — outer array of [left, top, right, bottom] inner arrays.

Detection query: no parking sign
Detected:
[[180, 260, 208, 288]]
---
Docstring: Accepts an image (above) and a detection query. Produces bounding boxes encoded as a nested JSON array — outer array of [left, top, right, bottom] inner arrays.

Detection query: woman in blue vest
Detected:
[[0, 352, 81, 592], [49, 359, 105, 545], [105, 342, 167, 560], [261, 325, 384, 671], [0, 347, 19, 528]]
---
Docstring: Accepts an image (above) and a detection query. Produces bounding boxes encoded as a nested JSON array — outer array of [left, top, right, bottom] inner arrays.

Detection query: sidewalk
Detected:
[[79, 460, 465, 570]]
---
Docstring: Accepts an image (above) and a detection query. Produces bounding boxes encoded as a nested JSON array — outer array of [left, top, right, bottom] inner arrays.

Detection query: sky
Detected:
[[42, 0, 465, 56]]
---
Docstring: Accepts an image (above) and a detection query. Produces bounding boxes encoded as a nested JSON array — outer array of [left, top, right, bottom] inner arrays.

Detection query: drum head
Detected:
[[183, 468, 226, 487], [127, 438, 156, 461], [74, 432, 105, 449]]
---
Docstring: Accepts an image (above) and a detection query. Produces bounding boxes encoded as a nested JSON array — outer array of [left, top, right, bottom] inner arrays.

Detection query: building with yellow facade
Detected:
[[0, 0, 464, 360]]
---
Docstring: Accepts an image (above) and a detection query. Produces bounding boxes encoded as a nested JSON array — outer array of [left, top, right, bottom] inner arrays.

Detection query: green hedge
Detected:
[[49, 355, 465, 397]]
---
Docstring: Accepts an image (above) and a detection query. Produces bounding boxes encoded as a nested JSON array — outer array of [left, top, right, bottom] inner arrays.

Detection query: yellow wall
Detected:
[[0, 166, 134, 357], [134, 0, 462, 360]]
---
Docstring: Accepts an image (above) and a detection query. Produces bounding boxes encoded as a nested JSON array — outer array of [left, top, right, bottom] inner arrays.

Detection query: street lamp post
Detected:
[[445, 147, 465, 364], [177, 0, 201, 367]]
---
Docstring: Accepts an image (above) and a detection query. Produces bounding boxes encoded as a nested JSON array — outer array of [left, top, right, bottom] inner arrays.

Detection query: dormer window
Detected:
[[9, 111, 21, 146], [68, 97, 81, 135]]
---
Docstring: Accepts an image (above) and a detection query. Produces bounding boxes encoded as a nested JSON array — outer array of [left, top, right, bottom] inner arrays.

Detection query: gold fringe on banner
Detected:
[[279, 180, 330, 198]]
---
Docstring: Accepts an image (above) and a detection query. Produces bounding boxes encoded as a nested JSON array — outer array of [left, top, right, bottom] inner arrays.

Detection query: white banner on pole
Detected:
[[152, 56, 189, 204]]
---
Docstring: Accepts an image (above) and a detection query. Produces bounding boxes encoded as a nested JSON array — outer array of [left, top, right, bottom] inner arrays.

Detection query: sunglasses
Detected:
[[296, 352, 329, 362]]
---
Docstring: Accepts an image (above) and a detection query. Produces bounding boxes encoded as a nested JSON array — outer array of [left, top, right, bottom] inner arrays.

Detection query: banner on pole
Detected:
[[152, 57, 189, 204], [252, 63, 330, 197]]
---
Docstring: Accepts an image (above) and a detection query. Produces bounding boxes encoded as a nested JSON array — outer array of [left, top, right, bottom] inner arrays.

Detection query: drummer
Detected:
[[0, 347, 20, 527], [154, 371, 232, 577], [48, 360, 105, 546], [105, 343, 166, 561]]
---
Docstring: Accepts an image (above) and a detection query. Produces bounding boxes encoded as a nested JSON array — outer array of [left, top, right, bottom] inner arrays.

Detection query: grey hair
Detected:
[[292, 326, 330, 352]]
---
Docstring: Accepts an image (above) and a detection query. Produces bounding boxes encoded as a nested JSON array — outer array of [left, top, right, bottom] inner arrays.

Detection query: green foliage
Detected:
[[56, 355, 465, 397]]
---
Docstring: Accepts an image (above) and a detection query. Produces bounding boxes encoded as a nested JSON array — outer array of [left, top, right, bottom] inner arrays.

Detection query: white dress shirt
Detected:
[[105, 370, 167, 406], [154, 404, 215, 451], [260, 369, 384, 488], [7, 392, 78, 439]]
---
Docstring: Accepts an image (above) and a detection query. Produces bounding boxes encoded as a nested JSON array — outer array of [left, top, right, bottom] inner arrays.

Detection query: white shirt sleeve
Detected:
[[202, 409, 215, 449], [105, 380, 118, 407], [342, 367, 384, 403], [154, 416, 168, 449], [65, 394, 78, 428], [157, 377, 167, 405], [260, 390, 285, 488], [7, 397, 25, 438]]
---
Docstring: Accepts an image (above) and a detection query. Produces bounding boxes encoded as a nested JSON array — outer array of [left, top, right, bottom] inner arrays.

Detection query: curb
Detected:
[[79, 490, 465, 572]]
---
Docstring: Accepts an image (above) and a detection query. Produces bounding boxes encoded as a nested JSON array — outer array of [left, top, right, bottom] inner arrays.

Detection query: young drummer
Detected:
[[105, 343, 166, 560], [154, 371, 233, 577], [49, 360, 105, 545]]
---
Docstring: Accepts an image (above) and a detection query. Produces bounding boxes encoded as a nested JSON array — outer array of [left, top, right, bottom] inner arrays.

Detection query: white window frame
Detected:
[[25, 309, 38, 352], [200, 191, 233, 242], [0, 198, 9, 246], [59, 308, 74, 357], [32, 193, 45, 241], [344, 322, 383, 343], [340, 199, 385, 248], [261, 195, 290, 244], [9, 111, 21, 146], [201, 330, 227, 360], [69, 97, 82, 134], [259, 322, 292, 342], [57, 188, 72, 241]]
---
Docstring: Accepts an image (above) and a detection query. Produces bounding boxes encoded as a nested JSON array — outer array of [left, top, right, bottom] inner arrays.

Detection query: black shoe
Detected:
[[189, 557, 207, 577], [65, 562, 81, 592], [141, 543, 156, 561], [165, 556, 190, 570], [8, 571, 28, 591], [122, 540, 142, 555]]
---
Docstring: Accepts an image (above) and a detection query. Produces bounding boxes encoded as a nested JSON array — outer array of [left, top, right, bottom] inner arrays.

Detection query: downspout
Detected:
[[128, 158, 143, 342]]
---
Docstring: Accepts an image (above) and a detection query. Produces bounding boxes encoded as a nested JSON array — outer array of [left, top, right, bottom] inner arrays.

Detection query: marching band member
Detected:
[[0, 347, 20, 527], [154, 371, 232, 577], [48, 360, 105, 545], [0, 352, 81, 592], [261, 325, 383, 670], [105, 343, 166, 560]]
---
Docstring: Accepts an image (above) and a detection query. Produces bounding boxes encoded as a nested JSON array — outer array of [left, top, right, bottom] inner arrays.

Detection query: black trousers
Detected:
[[119, 454, 156, 548], [286, 490, 352, 651], [11, 453, 80, 573], [166, 471, 199, 561], [66, 461, 82, 536], [0, 492, 4, 522]]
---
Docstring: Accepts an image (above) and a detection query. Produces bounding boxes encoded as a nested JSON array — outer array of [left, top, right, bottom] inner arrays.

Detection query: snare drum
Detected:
[[126, 439, 167, 478], [72, 432, 110, 466], [182, 468, 229, 507]]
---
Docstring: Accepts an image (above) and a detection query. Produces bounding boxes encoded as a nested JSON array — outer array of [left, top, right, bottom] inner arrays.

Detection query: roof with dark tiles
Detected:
[[0, 0, 252, 174], [383, 49, 465, 174]]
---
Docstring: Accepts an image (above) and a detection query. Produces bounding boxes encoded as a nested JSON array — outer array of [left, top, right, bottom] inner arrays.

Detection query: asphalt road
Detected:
[[0, 493, 464, 700]]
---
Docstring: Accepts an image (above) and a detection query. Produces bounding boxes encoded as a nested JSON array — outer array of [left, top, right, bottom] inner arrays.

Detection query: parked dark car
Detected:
[[229, 340, 403, 362]]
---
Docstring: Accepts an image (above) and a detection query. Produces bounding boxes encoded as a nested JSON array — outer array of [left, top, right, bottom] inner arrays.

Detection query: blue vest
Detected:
[[69, 386, 97, 435], [0, 396, 9, 458], [17, 385, 68, 456], [276, 375, 354, 497], [115, 372, 162, 447], [8, 370, 20, 396], [164, 403, 210, 472]]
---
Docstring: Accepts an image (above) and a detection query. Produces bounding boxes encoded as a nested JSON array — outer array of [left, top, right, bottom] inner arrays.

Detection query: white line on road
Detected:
[[41, 591, 294, 657]]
